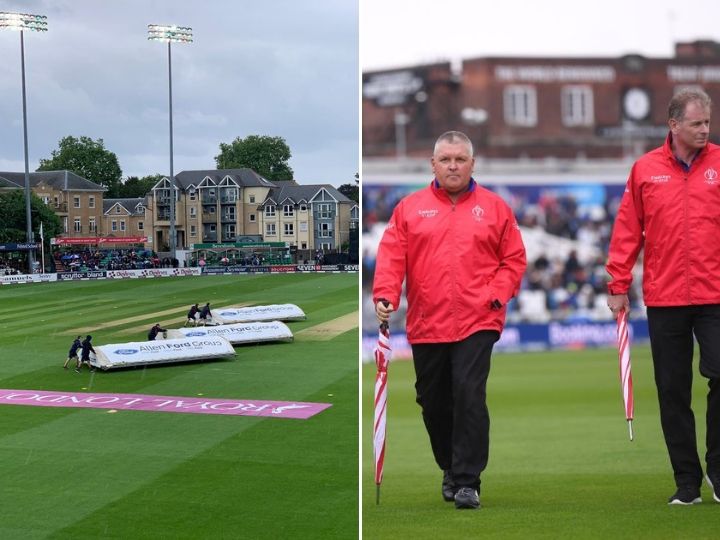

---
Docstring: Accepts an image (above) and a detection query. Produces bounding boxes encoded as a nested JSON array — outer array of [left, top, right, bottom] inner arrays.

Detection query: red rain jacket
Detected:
[[607, 134, 720, 306], [372, 179, 526, 344]]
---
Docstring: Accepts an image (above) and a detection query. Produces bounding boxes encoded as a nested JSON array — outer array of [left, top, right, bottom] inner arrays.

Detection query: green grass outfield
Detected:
[[0, 273, 358, 539], [362, 346, 717, 539]]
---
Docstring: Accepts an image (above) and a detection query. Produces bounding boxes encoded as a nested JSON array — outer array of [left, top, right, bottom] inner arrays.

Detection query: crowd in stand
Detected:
[[362, 184, 644, 331], [53, 248, 165, 271]]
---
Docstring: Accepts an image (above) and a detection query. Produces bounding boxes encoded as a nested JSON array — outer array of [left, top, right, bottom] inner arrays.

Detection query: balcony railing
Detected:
[[202, 234, 218, 242], [221, 214, 236, 223], [202, 213, 216, 223]]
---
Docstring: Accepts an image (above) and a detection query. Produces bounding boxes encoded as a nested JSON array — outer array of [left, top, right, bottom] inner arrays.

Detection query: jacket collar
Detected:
[[431, 177, 477, 201]]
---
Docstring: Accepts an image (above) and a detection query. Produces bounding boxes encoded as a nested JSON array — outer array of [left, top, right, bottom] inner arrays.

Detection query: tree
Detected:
[[37, 135, 123, 197], [0, 190, 62, 243], [117, 174, 163, 198], [337, 183, 358, 203], [337, 172, 359, 203], [215, 135, 294, 181]]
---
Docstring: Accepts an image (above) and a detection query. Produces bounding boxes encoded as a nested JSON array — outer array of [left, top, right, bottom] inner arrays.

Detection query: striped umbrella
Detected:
[[616, 309, 634, 441], [374, 320, 391, 504]]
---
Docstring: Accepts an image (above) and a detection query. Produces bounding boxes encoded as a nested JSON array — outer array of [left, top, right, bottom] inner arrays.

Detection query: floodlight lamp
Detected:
[[0, 12, 48, 31]]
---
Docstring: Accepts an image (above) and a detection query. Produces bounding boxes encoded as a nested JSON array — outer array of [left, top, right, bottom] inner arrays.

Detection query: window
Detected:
[[266, 223, 276, 236], [41, 196, 50, 205], [189, 189, 196, 201], [265, 205, 276, 218], [190, 207, 197, 217], [138, 221, 144, 231], [300, 204, 307, 212], [89, 217, 96, 233], [283, 204, 294, 217], [504, 85, 537, 127], [249, 214, 256, 222], [73, 196, 81, 208], [116, 206, 122, 214], [301, 242, 307, 249], [319, 223, 332, 237], [74, 218, 82, 233], [300, 221, 308, 232], [562, 85, 594, 127], [284, 223, 294, 235], [89, 196, 95, 208], [120, 220, 126, 232], [318, 203, 331, 219], [190, 225, 196, 237], [249, 195, 256, 203], [321, 242, 331, 250], [224, 224, 236, 238], [111, 220, 117, 232], [63, 217, 68, 234]]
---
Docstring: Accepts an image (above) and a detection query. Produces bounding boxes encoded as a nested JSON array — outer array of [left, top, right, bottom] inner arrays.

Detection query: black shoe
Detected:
[[707, 475, 720, 503], [668, 486, 701, 505], [442, 470, 456, 502], [454, 487, 480, 509]]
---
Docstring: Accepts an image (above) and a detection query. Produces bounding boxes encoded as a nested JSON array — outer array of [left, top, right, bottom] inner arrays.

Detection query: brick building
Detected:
[[363, 40, 720, 160]]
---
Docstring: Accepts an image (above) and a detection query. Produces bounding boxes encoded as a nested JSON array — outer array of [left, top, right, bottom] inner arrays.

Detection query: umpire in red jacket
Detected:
[[607, 89, 720, 505], [373, 131, 527, 509]]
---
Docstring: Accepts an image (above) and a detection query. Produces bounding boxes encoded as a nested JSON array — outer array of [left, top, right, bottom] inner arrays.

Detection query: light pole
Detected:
[[148, 24, 192, 262], [1, 11, 47, 274]]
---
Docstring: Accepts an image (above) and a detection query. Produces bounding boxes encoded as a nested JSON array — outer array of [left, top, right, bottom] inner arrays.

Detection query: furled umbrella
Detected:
[[374, 317, 392, 504], [616, 308, 634, 441]]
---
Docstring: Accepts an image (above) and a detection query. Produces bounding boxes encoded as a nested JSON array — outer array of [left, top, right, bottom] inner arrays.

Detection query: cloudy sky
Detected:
[[362, 0, 720, 70], [0, 0, 358, 186]]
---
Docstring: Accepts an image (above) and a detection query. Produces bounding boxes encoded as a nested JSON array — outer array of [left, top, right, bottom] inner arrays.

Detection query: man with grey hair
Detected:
[[373, 130, 526, 509], [607, 89, 720, 505]]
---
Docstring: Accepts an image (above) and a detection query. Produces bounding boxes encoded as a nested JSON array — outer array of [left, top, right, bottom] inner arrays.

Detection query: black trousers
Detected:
[[411, 330, 499, 491], [647, 305, 720, 487]]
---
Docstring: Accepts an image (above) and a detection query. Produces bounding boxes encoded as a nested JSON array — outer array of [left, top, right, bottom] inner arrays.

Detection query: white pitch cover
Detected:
[[209, 304, 306, 325], [91, 337, 236, 370], [166, 321, 294, 345]]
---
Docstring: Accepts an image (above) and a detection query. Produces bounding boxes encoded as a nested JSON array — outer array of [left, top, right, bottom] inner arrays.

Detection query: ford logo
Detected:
[[114, 349, 139, 355], [219, 311, 237, 316], [186, 331, 206, 336]]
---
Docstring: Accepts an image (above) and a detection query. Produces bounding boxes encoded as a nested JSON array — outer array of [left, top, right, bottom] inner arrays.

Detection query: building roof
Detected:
[[103, 198, 145, 216], [0, 170, 106, 192], [173, 169, 279, 190], [262, 184, 353, 206]]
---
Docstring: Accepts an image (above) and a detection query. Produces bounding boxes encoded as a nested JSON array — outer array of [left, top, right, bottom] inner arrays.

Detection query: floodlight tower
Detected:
[[148, 24, 192, 261], [1, 11, 48, 273]]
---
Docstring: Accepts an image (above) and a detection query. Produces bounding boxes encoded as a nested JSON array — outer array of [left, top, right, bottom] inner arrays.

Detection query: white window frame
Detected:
[[73, 196, 81, 209], [283, 204, 294, 217], [249, 214, 256, 222], [266, 223, 276, 236], [561, 85, 594, 127], [190, 225, 196, 237], [89, 196, 95, 209], [89, 217, 97, 233], [265, 206, 276, 218], [74, 218, 82, 233], [284, 223, 294, 236], [300, 221, 308, 232], [318, 203, 332, 219], [111, 220, 117, 232], [120, 220, 126, 232], [138, 221, 144, 231], [504, 85, 538, 127]]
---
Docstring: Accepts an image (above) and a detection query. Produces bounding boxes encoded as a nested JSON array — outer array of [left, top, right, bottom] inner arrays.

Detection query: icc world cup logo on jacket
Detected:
[[472, 205, 484, 222], [705, 167, 718, 185]]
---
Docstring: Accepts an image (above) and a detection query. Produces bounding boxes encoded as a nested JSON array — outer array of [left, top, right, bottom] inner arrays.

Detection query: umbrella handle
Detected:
[[378, 298, 390, 331]]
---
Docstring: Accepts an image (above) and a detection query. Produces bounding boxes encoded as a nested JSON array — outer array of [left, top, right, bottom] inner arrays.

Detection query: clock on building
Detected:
[[623, 87, 651, 121]]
